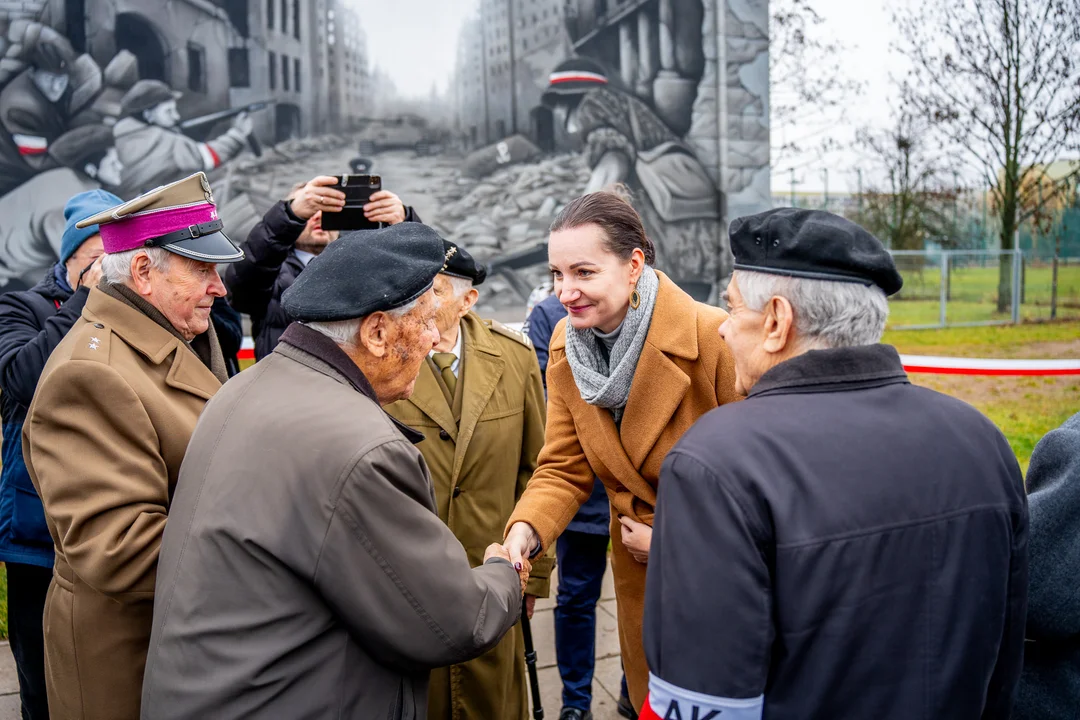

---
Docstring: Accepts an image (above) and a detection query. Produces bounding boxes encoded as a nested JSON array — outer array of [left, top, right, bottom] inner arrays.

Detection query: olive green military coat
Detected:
[[386, 310, 552, 720]]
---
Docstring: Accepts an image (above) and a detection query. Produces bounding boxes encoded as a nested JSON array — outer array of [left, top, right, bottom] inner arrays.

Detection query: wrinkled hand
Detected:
[[364, 190, 407, 225], [619, 515, 652, 564], [77, 255, 103, 289], [485, 543, 530, 595], [231, 111, 254, 136], [525, 594, 537, 620], [290, 176, 346, 220]]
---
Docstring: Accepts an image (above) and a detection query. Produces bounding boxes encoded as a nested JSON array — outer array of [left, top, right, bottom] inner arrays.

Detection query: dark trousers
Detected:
[[555, 530, 624, 711], [6, 562, 51, 720]]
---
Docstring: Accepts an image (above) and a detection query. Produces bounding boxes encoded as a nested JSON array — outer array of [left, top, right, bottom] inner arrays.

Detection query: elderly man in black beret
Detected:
[[140, 223, 527, 719], [384, 241, 551, 720], [639, 208, 1028, 720]]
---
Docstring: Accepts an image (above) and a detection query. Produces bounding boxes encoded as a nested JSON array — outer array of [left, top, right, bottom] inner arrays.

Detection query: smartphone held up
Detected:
[[318, 174, 383, 231]]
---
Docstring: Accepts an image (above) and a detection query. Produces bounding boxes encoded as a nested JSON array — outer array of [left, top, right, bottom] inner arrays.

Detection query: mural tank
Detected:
[[0, 0, 770, 308]]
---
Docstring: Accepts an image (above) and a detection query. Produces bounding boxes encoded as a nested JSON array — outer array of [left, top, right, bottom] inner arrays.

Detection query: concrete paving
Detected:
[[0, 558, 626, 719]]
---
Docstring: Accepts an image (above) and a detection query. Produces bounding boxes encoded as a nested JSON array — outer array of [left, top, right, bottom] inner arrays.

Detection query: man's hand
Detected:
[[290, 176, 346, 221], [77, 255, 103, 290], [486, 543, 530, 594], [619, 515, 652, 564], [525, 594, 537, 620], [364, 190, 407, 225], [231, 111, 254, 137]]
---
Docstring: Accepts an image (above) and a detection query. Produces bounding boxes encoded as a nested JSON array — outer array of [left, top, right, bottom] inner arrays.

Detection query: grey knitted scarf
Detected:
[[564, 266, 659, 421]]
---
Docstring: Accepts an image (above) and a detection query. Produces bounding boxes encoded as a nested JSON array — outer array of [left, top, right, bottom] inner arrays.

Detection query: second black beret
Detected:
[[281, 222, 446, 322], [440, 240, 487, 285], [729, 208, 903, 296]]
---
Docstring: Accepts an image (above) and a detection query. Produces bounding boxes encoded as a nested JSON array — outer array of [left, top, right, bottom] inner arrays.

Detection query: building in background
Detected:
[[325, 0, 367, 131], [453, 0, 572, 151], [453, 12, 486, 149], [227, 0, 316, 142]]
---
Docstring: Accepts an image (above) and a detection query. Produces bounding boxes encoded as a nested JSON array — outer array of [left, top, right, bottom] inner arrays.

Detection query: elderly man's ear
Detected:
[[359, 313, 391, 358], [762, 295, 796, 354], [462, 288, 479, 315]]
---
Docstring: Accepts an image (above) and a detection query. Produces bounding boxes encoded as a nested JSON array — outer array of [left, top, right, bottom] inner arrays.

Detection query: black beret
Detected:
[[441, 240, 487, 285], [729, 208, 903, 296], [281, 223, 446, 322]]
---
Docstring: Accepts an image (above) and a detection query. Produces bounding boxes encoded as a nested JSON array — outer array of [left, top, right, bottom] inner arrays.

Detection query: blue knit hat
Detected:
[[60, 190, 124, 264]]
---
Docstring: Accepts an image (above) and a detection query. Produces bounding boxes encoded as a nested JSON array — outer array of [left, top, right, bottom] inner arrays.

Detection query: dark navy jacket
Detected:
[[0, 266, 89, 567], [643, 344, 1028, 720], [525, 293, 609, 535]]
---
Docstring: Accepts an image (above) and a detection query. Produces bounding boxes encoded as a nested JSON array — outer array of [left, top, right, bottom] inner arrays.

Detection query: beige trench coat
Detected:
[[22, 287, 222, 719]]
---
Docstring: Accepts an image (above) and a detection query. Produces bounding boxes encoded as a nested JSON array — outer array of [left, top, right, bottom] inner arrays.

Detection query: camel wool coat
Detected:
[[21, 288, 223, 720], [506, 271, 740, 711], [386, 311, 553, 720]]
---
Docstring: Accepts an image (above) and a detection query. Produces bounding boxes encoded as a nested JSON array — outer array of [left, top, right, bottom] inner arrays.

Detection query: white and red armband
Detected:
[[640, 673, 764, 720]]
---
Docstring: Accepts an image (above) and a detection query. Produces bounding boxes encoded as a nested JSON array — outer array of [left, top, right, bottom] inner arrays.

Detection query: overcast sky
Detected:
[[349, 0, 907, 193], [351, 0, 480, 97]]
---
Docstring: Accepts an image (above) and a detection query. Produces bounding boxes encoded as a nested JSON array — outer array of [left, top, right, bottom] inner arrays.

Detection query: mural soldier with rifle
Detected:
[[113, 79, 269, 197]]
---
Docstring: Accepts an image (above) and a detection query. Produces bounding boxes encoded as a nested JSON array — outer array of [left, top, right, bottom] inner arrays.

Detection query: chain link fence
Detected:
[[888, 250, 1080, 329]]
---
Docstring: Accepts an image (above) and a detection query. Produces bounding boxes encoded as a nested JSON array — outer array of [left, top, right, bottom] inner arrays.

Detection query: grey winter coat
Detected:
[[140, 323, 522, 719], [1014, 411, 1080, 719]]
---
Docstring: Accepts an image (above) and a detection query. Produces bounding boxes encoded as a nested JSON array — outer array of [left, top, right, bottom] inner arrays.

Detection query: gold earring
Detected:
[[629, 289, 641, 309]]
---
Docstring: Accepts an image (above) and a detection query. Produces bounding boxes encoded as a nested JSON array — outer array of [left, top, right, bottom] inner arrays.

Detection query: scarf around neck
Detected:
[[563, 266, 659, 422], [102, 282, 229, 384]]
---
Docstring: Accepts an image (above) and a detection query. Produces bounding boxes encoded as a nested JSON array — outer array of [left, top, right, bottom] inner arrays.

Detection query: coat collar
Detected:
[[748, 344, 909, 399], [546, 271, 701, 503], [277, 322, 424, 444], [82, 287, 222, 401]]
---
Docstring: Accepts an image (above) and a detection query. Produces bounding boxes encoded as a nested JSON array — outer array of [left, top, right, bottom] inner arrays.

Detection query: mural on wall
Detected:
[[0, 0, 770, 307]]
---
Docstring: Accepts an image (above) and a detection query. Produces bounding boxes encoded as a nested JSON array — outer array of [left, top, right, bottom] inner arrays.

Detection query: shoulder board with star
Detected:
[[69, 321, 113, 362], [485, 319, 532, 348]]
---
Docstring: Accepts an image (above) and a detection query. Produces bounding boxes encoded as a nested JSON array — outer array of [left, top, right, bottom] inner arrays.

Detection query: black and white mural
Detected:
[[0, 0, 770, 308]]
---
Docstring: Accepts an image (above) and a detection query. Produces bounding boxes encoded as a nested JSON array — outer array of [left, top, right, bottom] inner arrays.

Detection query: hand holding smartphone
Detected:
[[319, 174, 383, 231]]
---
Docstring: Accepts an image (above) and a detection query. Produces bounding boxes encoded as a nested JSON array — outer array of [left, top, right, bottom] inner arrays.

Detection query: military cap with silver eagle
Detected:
[[76, 172, 244, 264]]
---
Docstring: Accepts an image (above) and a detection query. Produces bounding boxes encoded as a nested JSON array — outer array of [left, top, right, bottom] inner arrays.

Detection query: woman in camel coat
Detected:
[[505, 188, 739, 714]]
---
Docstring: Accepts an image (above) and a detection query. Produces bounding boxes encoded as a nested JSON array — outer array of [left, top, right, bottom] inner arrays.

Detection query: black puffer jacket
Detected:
[[224, 202, 422, 361]]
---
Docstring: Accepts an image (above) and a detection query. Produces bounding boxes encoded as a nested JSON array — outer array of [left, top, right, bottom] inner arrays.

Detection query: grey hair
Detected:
[[446, 275, 474, 299], [100, 247, 173, 284], [733, 270, 889, 349], [302, 297, 421, 347], [303, 318, 362, 345]]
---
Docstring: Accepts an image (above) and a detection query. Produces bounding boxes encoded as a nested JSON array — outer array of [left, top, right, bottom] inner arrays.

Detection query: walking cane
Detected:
[[521, 597, 545, 719]]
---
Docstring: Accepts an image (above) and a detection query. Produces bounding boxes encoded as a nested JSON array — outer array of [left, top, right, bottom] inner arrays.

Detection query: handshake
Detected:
[[483, 521, 543, 617], [483, 544, 532, 595]]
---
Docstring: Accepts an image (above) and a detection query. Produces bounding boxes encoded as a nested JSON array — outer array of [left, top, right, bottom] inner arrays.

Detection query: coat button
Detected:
[[452, 487, 462, 498], [439, 429, 451, 441], [93, 323, 104, 329]]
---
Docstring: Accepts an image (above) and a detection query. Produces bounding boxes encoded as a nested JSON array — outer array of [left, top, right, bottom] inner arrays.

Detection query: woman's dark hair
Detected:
[[550, 184, 656, 265]]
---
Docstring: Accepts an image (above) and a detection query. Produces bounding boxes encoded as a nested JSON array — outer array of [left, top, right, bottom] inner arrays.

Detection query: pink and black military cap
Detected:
[[75, 172, 244, 264]]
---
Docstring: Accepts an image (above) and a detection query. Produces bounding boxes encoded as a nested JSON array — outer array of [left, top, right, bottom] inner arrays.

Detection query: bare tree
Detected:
[[855, 110, 962, 251], [896, 0, 1080, 312], [770, 0, 862, 171]]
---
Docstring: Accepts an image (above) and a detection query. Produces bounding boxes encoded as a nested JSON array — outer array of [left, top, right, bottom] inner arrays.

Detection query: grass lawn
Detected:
[[888, 263, 1080, 327]]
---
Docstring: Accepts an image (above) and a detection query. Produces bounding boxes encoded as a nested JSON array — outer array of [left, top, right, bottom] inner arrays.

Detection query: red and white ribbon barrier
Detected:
[[900, 355, 1080, 376], [237, 336, 1079, 376]]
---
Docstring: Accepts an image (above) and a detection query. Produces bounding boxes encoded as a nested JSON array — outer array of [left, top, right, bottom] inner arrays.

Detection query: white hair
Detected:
[[734, 270, 889, 349], [302, 297, 421, 347], [100, 247, 173, 284], [446, 275, 474, 299]]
